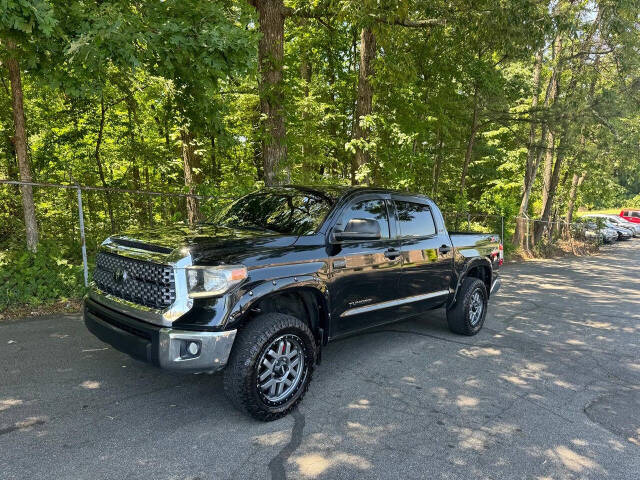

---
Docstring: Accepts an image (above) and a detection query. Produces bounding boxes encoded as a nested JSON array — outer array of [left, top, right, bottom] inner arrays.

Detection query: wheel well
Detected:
[[466, 265, 491, 294], [249, 288, 328, 344]]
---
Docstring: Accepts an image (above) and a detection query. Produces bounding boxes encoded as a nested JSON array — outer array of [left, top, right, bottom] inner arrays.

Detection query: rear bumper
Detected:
[[84, 297, 236, 372]]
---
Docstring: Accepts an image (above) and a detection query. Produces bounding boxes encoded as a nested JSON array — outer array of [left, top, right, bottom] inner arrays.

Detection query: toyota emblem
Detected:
[[113, 268, 128, 283]]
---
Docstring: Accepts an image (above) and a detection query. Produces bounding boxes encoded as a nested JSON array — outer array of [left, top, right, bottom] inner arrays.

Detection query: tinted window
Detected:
[[342, 199, 390, 239], [395, 201, 436, 237], [216, 191, 332, 235]]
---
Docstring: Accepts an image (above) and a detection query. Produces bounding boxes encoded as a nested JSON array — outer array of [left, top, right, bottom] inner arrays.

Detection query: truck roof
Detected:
[[274, 185, 432, 203]]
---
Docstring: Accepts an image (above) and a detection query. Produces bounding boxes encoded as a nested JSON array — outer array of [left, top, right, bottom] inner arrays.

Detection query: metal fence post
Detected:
[[467, 213, 471, 230], [501, 216, 504, 242], [76, 186, 89, 287]]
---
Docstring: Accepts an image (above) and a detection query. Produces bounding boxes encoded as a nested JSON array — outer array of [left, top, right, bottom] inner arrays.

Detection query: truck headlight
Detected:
[[186, 265, 247, 298]]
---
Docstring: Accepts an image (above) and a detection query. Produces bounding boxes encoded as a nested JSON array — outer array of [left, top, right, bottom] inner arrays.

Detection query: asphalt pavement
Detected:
[[1, 241, 640, 480]]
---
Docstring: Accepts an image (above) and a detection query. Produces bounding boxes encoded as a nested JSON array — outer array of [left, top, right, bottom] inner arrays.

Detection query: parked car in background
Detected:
[[620, 209, 640, 224], [590, 214, 640, 237], [575, 218, 617, 244], [582, 215, 633, 240]]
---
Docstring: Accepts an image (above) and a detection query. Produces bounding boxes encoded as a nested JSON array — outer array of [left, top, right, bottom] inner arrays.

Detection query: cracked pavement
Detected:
[[1, 241, 640, 479]]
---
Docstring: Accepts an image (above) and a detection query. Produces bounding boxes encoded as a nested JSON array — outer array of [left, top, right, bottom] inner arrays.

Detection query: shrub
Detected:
[[0, 240, 87, 310]]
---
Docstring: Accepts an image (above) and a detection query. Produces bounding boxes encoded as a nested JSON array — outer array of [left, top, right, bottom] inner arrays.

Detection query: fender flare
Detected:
[[448, 257, 493, 308], [227, 275, 330, 337]]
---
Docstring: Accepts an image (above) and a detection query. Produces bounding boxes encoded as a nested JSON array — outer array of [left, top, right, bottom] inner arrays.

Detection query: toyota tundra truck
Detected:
[[84, 186, 502, 420]]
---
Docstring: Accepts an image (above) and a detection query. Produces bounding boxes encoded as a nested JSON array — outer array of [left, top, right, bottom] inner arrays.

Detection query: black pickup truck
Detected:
[[84, 186, 502, 420]]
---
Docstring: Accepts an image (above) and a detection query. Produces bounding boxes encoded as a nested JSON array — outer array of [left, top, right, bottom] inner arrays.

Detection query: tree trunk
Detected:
[[181, 129, 202, 226], [6, 40, 39, 252], [460, 86, 479, 195], [210, 135, 219, 182], [540, 36, 563, 213], [514, 49, 544, 246], [95, 96, 116, 233], [145, 166, 152, 227], [535, 123, 569, 243], [432, 134, 443, 200], [251, 0, 286, 186], [300, 54, 312, 161], [351, 27, 376, 185], [565, 172, 586, 225]]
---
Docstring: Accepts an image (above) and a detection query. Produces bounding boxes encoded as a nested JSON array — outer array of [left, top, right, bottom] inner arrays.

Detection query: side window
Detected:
[[622, 211, 629, 216], [342, 199, 390, 239], [395, 201, 436, 237]]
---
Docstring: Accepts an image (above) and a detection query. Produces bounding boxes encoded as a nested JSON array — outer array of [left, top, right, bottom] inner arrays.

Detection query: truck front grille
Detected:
[[93, 252, 176, 310]]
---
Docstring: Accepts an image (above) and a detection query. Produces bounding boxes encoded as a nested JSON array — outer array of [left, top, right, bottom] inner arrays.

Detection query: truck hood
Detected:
[[109, 224, 298, 265]]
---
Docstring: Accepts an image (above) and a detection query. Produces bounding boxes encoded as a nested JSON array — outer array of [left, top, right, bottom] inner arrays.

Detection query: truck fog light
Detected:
[[186, 341, 200, 356]]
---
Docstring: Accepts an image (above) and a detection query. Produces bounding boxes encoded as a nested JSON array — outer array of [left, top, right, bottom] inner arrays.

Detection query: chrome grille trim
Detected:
[[89, 238, 193, 327]]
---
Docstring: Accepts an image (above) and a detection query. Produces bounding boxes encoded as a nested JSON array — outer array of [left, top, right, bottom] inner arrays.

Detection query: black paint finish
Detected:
[[94, 186, 502, 342]]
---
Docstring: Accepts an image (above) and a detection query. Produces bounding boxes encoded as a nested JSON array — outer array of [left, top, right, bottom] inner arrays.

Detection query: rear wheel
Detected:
[[223, 313, 316, 421], [446, 277, 488, 336]]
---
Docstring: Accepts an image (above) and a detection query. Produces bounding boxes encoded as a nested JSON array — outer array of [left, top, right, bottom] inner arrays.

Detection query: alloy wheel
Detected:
[[257, 334, 306, 404], [469, 290, 484, 326]]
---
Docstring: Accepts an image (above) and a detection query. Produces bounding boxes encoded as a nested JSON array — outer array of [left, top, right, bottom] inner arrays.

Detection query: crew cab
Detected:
[[84, 187, 502, 420]]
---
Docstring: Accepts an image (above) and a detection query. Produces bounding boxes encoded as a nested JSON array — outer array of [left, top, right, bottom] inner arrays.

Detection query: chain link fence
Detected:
[[0, 180, 235, 313], [0, 180, 605, 313]]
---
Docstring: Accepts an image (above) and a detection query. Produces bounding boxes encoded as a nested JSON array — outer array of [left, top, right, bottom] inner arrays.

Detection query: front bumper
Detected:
[[84, 298, 236, 372]]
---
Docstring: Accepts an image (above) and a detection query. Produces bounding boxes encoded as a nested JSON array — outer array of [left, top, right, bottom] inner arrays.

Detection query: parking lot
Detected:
[[1, 241, 640, 480]]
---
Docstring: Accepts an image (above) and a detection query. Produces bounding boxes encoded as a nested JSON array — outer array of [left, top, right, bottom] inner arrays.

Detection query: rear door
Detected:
[[328, 193, 403, 336], [392, 196, 454, 317]]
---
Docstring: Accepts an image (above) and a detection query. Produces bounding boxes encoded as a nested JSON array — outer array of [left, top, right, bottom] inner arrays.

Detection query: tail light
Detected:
[[498, 244, 504, 266]]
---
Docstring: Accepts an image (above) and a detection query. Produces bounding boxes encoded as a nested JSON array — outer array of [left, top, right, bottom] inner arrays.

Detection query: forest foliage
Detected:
[[1, 0, 640, 307]]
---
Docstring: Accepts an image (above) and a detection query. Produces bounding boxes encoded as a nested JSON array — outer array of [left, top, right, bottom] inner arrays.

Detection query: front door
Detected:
[[329, 195, 402, 336]]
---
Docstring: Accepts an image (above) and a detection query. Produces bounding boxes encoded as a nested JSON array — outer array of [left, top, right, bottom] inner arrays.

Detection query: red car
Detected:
[[620, 209, 640, 223]]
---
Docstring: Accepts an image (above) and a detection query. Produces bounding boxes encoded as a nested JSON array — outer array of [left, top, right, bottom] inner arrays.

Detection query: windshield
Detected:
[[213, 190, 333, 235]]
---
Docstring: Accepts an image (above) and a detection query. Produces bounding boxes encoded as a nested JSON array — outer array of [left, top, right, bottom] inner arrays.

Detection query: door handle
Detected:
[[384, 248, 401, 260], [439, 245, 452, 255]]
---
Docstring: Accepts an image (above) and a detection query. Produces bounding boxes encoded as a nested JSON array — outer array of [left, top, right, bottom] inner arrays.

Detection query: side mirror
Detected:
[[331, 218, 381, 242]]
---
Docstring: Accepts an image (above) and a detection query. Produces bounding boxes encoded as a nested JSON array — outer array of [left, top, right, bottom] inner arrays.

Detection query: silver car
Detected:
[[584, 215, 635, 239], [598, 214, 640, 237]]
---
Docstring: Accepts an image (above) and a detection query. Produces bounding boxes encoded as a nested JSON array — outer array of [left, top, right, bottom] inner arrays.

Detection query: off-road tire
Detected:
[[446, 277, 488, 336], [223, 312, 316, 421]]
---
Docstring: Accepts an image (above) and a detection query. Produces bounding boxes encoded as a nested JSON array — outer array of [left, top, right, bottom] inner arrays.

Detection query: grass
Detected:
[[575, 208, 621, 216]]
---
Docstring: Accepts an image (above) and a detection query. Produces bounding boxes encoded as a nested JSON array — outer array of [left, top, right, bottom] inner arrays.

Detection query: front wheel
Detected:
[[223, 313, 316, 421], [446, 277, 488, 336]]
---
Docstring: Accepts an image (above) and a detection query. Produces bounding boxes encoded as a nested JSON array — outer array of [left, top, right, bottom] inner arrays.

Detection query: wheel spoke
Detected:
[[259, 369, 272, 381], [266, 349, 278, 359], [290, 357, 299, 369], [269, 382, 277, 397], [261, 378, 275, 390], [287, 349, 298, 360], [283, 377, 293, 387], [262, 359, 273, 370]]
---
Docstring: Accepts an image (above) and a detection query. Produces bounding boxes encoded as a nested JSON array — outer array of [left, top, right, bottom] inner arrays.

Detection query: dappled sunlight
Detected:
[[252, 430, 289, 447], [290, 452, 371, 478], [458, 346, 502, 358], [80, 380, 101, 389], [0, 398, 23, 411], [345, 421, 395, 445], [456, 395, 479, 408], [347, 399, 370, 410], [545, 446, 601, 473]]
